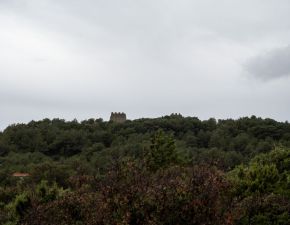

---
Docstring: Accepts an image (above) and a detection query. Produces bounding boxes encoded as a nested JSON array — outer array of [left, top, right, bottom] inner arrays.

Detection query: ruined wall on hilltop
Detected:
[[110, 112, 126, 123]]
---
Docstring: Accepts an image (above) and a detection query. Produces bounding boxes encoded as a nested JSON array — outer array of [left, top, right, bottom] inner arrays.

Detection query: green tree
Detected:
[[146, 130, 178, 171], [229, 147, 290, 225]]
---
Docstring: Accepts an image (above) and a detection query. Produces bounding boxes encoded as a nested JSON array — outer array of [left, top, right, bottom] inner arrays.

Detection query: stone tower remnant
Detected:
[[110, 112, 127, 123]]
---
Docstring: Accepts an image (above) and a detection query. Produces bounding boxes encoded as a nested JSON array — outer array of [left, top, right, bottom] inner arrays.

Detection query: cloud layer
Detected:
[[1, 0, 290, 129], [246, 46, 290, 80]]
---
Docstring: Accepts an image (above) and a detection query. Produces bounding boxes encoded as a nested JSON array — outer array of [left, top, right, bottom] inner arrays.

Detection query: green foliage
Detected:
[[36, 180, 64, 203], [29, 162, 71, 187], [231, 163, 279, 196], [46, 130, 88, 156], [13, 193, 31, 218], [229, 147, 290, 197], [145, 130, 179, 171], [229, 147, 290, 225], [192, 148, 244, 170], [0, 115, 290, 224], [0, 141, 12, 157], [3, 192, 31, 224]]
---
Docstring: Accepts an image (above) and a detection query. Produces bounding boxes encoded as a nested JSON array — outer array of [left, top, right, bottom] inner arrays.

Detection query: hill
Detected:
[[0, 115, 289, 224]]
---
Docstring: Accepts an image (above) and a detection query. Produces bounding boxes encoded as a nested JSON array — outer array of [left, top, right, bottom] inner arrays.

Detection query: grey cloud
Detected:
[[1, 0, 290, 130], [245, 46, 290, 80]]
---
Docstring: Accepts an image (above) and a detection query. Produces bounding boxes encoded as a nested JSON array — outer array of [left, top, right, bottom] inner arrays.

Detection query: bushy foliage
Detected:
[[229, 147, 290, 225], [21, 163, 233, 225], [1, 115, 290, 224]]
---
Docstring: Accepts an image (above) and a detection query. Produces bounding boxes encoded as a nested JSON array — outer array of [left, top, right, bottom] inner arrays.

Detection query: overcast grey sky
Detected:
[[1, 0, 290, 130]]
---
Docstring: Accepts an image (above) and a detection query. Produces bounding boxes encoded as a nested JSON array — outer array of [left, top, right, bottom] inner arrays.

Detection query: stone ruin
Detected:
[[110, 112, 127, 123]]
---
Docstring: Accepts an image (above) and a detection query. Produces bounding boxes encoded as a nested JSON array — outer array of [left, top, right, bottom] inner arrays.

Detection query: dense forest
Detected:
[[0, 114, 289, 224]]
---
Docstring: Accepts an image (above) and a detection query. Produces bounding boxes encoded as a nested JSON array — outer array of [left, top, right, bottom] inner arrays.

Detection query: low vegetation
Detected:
[[0, 115, 289, 224]]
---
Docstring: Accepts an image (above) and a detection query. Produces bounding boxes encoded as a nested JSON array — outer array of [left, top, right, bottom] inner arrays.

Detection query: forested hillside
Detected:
[[0, 115, 289, 224]]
